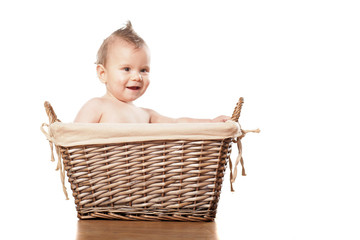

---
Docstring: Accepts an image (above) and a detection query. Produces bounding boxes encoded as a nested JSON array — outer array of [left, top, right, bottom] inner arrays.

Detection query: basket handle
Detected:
[[231, 97, 244, 122], [44, 101, 60, 124]]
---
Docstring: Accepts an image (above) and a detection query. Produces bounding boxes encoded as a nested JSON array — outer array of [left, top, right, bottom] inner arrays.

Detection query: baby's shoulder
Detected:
[[81, 97, 108, 109], [86, 97, 105, 104], [74, 97, 106, 122], [84, 97, 131, 113]]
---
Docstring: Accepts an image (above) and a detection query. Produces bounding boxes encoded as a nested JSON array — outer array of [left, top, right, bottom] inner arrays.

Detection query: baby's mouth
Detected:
[[127, 86, 141, 90]]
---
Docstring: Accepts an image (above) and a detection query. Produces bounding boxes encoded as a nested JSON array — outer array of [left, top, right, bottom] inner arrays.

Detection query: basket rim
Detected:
[[47, 121, 241, 147]]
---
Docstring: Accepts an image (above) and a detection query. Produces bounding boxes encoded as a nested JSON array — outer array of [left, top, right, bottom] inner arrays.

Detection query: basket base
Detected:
[[77, 207, 216, 221]]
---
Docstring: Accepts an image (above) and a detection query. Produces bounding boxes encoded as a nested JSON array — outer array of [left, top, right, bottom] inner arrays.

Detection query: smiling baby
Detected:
[[74, 21, 229, 123]]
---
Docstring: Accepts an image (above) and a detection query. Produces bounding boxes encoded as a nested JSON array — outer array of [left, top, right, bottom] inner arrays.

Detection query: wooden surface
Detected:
[[76, 220, 219, 240]]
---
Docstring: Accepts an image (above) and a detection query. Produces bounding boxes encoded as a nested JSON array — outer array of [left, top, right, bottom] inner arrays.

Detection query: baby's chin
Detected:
[[119, 94, 145, 103]]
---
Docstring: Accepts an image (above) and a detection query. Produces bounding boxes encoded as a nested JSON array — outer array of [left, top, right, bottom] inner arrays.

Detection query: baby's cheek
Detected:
[[144, 80, 150, 88]]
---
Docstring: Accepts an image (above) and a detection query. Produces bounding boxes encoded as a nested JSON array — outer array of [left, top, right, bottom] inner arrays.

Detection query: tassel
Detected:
[[41, 123, 69, 200], [49, 141, 55, 162], [57, 147, 69, 200], [228, 156, 235, 192], [229, 128, 260, 191]]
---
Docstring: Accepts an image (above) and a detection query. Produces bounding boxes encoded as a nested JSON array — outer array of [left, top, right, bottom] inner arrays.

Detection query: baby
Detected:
[[75, 21, 229, 123]]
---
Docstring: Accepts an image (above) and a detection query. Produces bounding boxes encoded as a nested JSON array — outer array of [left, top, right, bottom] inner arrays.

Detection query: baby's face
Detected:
[[101, 40, 150, 103]]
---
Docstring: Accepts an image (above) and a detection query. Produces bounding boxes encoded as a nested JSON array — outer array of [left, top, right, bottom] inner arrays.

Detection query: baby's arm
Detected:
[[74, 98, 103, 123], [144, 108, 230, 123]]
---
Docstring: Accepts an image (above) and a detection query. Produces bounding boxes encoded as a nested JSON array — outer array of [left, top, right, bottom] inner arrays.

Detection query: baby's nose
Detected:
[[131, 73, 143, 82]]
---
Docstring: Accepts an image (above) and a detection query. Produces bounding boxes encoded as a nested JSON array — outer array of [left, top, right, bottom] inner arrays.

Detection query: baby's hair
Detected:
[[96, 21, 145, 65]]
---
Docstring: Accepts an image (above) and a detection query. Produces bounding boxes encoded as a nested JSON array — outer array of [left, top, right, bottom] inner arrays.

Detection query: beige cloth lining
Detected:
[[47, 121, 242, 147]]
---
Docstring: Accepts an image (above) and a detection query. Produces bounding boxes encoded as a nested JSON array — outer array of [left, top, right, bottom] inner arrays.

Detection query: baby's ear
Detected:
[[96, 64, 106, 83]]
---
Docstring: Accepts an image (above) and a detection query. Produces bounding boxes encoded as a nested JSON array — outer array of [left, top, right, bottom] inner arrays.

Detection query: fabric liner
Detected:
[[48, 121, 241, 147]]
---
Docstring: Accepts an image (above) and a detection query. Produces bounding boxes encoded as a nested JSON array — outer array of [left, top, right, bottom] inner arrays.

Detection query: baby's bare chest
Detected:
[[100, 103, 150, 123]]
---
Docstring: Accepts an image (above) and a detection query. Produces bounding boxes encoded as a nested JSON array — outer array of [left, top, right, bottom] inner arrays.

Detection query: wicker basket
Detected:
[[41, 98, 255, 221]]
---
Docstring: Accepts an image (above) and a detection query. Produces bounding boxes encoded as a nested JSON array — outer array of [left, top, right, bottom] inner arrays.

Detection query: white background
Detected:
[[1, 0, 359, 239]]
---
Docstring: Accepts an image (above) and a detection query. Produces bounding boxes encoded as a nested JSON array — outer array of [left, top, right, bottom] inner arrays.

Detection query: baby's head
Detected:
[[96, 21, 151, 103]]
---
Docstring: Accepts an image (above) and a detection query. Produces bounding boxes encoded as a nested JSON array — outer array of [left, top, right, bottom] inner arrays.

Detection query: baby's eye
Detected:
[[140, 68, 149, 73], [123, 67, 131, 71]]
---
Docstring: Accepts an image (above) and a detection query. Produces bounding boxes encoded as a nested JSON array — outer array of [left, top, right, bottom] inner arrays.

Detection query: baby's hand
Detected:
[[211, 115, 231, 123]]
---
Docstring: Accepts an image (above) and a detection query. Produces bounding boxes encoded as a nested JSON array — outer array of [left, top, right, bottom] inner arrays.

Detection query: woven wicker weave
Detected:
[[42, 98, 246, 221]]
